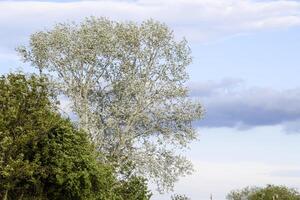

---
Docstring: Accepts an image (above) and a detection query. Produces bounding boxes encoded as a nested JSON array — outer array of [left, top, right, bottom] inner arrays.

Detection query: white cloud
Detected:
[[0, 0, 300, 50]]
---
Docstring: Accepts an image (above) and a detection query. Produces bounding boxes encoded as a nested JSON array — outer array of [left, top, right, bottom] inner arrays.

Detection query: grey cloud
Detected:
[[282, 119, 300, 134], [189, 78, 244, 97], [189, 79, 300, 131]]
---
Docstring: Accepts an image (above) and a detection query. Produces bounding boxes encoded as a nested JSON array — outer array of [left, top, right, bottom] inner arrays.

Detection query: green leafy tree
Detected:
[[0, 73, 151, 200], [18, 17, 203, 192], [227, 185, 300, 200]]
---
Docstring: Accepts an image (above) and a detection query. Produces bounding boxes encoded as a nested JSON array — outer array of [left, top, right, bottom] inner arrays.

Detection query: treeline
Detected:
[[227, 185, 300, 200]]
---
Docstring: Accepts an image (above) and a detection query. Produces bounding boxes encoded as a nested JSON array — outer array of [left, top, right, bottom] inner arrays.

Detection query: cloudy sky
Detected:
[[1, 0, 300, 199]]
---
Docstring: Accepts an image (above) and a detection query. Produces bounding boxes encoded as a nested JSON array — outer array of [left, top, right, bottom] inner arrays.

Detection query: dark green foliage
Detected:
[[116, 176, 152, 200], [227, 185, 300, 200], [0, 73, 152, 200]]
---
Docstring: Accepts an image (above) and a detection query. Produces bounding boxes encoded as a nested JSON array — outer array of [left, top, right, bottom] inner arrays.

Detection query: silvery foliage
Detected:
[[17, 17, 203, 192], [171, 194, 191, 200]]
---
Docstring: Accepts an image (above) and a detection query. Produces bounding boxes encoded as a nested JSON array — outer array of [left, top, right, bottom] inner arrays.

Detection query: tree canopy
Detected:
[[18, 17, 203, 191], [0, 73, 151, 200]]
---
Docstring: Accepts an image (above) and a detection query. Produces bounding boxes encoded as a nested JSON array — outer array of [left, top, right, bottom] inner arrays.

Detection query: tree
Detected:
[[227, 186, 259, 200], [227, 185, 300, 200], [18, 17, 203, 192], [0, 73, 152, 200]]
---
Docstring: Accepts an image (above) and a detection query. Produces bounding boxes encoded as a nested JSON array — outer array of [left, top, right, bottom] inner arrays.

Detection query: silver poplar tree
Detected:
[[18, 17, 203, 192]]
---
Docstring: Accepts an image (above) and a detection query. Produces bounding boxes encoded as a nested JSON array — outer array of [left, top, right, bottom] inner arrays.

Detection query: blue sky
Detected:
[[1, 0, 300, 199]]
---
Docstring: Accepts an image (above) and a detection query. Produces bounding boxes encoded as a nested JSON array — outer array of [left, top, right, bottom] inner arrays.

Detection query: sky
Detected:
[[1, 0, 300, 199]]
